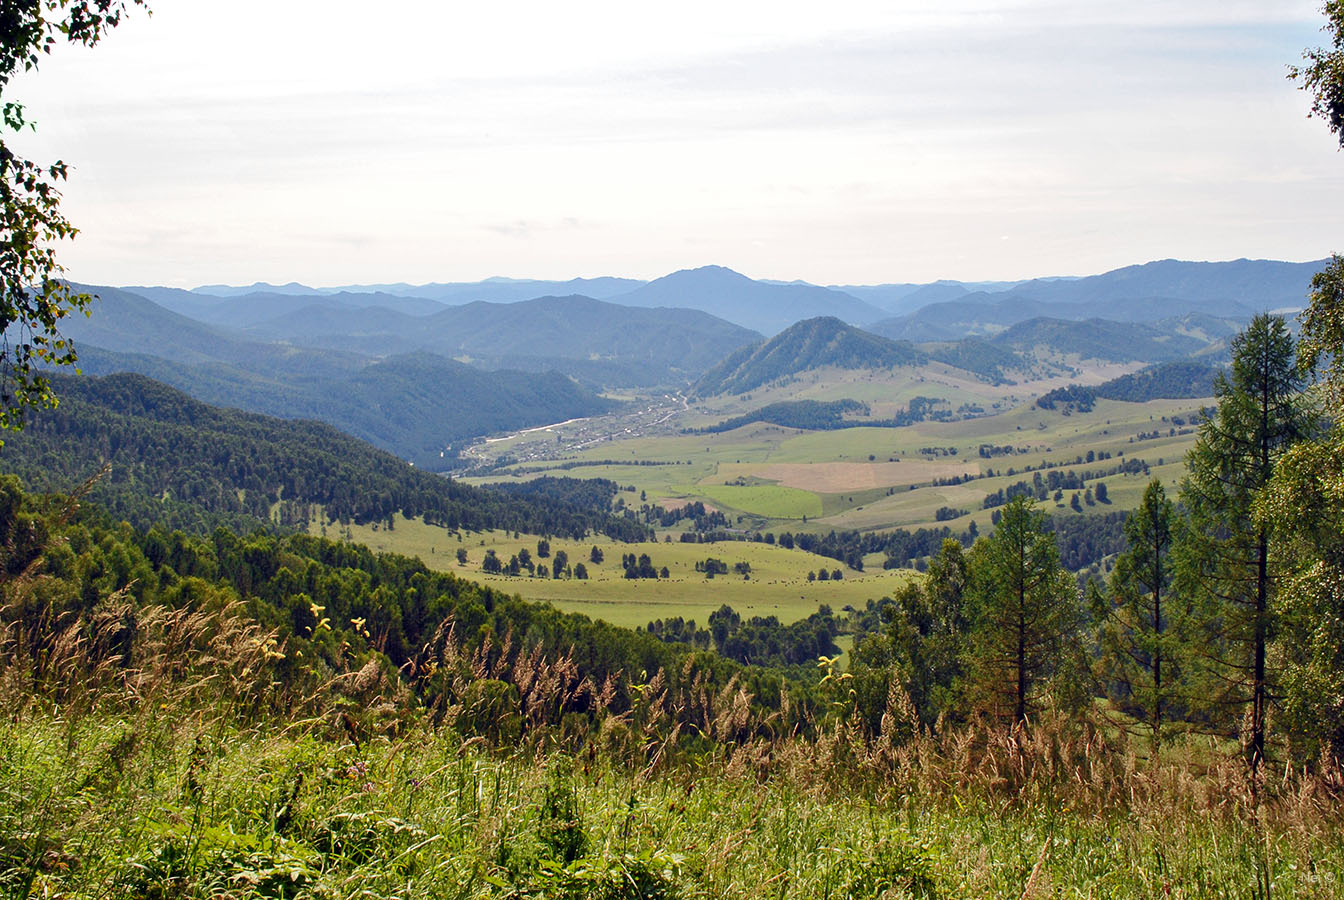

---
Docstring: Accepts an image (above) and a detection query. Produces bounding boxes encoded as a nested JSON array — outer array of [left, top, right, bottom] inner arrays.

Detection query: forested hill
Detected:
[[694, 316, 926, 396], [991, 317, 1210, 363], [0, 373, 652, 541], [70, 345, 612, 469], [240, 294, 762, 385]]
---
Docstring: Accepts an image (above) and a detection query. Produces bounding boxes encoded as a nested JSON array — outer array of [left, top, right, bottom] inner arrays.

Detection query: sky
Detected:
[[8, 0, 1343, 288]]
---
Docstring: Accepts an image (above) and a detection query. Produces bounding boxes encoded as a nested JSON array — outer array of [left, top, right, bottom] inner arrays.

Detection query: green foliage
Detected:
[[538, 757, 589, 864], [853, 539, 969, 732], [1290, 0, 1344, 146], [1265, 258, 1344, 762], [1297, 254, 1344, 414], [0, 1, 146, 435], [838, 836, 940, 899], [1264, 440, 1344, 762], [1095, 480, 1190, 745]]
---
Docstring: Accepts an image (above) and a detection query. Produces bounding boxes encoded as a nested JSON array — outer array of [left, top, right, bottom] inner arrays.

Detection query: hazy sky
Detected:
[[9, 0, 1342, 287]]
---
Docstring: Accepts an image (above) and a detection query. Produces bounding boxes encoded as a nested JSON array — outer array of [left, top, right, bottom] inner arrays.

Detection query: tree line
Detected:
[[643, 604, 841, 669]]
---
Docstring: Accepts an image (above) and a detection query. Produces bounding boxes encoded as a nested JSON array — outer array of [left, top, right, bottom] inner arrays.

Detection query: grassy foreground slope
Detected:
[[11, 707, 1340, 900]]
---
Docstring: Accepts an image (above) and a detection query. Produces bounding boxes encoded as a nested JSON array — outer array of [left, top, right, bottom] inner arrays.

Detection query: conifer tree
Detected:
[[1177, 314, 1310, 775], [965, 495, 1078, 725], [855, 538, 971, 730], [1096, 479, 1186, 747]]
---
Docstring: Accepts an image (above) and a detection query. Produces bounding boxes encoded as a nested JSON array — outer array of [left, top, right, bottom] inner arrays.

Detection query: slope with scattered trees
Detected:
[[694, 316, 926, 396]]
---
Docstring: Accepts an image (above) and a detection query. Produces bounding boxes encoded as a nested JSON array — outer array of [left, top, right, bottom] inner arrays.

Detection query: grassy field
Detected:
[[690, 482, 823, 520], [334, 517, 912, 631]]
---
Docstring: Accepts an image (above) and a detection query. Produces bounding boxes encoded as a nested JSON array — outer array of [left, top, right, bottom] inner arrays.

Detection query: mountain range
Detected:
[[23, 256, 1319, 463], [55, 286, 616, 469], [151, 257, 1323, 338], [226, 293, 761, 384], [867, 258, 1323, 341]]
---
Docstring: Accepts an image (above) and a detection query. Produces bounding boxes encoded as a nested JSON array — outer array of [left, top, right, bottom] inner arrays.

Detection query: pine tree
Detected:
[[1177, 314, 1310, 775], [965, 495, 1079, 725], [1096, 479, 1186, 747]]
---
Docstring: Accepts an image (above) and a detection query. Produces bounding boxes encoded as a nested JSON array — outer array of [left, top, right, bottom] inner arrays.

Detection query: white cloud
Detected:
[[3, 0, 1339, 285]]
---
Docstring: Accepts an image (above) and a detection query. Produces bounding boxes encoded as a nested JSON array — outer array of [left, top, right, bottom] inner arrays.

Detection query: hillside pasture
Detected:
[[326, 517, 912, 631], [690, 482, 823, 520]]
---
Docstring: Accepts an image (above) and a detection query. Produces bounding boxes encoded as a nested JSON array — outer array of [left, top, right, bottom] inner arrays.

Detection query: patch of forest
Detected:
[[921, 336, 1025, 383], [0, 373, 651, 541], [1036, 359, 1220, 411]]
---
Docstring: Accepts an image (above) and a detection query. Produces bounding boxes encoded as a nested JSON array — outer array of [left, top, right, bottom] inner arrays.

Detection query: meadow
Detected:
[[333, 517, 910, 632], [462, 378, 1206, 535]]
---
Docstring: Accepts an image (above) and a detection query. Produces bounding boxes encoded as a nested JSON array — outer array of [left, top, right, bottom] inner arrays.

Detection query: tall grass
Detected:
[[2, 523, 1342, 898], [5, 703, 1343, 899]]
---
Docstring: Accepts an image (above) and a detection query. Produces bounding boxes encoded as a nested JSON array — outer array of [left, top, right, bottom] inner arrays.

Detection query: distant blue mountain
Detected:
[[188, 277, 648, 304], [193, 281, 323, 298], [867, 258, 1327, 341], [835, 279, 1029, 316], [144, 257, 1328, 347], [612, 265, 885, 335], [244, 294, 760, 384], [993, 258, 1323, 310]]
